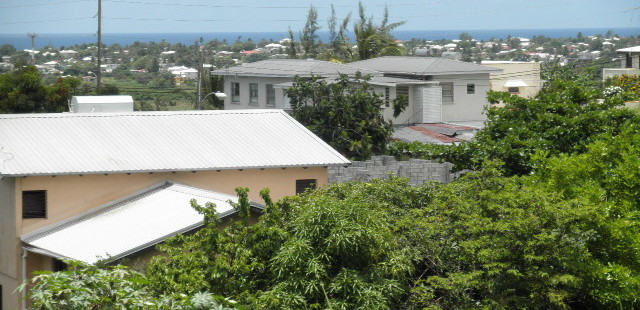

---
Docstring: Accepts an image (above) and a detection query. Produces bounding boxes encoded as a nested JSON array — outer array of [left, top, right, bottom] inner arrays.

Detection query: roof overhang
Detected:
[[21, 181, 263, 264], [504, 79, 529, 87]]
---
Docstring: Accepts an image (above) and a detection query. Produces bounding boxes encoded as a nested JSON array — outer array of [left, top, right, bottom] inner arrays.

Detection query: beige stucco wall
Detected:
[[19, 167, 327, 234], [483, 62, 543, 98]]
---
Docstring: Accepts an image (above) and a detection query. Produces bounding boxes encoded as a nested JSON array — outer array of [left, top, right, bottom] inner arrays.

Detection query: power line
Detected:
[[0, 0, 91, 9]]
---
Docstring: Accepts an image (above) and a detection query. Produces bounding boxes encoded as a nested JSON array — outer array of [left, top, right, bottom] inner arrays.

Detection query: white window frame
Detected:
[[249, 83, 258, 105], [441, 82, 454, 103], [266, 84, 276, 106], [231, 82, 240, 103]]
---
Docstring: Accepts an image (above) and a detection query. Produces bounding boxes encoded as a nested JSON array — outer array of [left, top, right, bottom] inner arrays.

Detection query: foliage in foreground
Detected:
[[22, 261, 238, 310], [147, 124, 640, 309], [26, 131, 640, 309]]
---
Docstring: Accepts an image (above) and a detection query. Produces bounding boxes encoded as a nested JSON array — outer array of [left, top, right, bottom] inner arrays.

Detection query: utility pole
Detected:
[[197, 44, 204, 109], [97, 0, 102, 92], [27, 33, 37, 65]]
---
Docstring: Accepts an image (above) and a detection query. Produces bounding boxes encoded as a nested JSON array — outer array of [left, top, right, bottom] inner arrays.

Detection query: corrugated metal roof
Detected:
[[22, 182, 248, 264], [212, 59, 380, 78], [350, 56, 502, 76], [0, 110, 350, 176]]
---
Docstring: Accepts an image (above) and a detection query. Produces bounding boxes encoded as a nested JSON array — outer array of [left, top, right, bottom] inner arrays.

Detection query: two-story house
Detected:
[[0, 109, 350, 309], [348, 56, 501, 124], [213, 57, 501, 125]]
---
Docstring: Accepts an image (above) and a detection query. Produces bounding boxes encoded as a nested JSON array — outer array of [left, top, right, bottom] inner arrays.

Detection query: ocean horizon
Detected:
[[1, 28, 638, 50]]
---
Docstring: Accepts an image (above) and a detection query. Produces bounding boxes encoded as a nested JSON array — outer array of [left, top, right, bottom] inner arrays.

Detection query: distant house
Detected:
[[168, 65, 198, 80], [603, 46, 640, 81], [349, 56, 502, 124], [0, 110, 350, 309], [59, 50, 77, 59], [481, 61, 543, 98], [212, 57, 501, 125], [211, 58, 381, 111]]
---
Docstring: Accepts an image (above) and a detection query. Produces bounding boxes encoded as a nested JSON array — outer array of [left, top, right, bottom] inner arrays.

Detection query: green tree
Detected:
[[389, 78, 639, 176], [287, 27, 298, 59], [326, 4, 352, 62], [353, 2, 405, 60], [300, 5, 321, 58], [0, 65, 50, 113], [287, 73, 396, 160]]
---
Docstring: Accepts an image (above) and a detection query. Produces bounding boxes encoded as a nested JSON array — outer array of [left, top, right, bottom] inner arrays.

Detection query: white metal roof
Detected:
[[0, 110, 350, 176], [617, 46, 640, 53], [22, 182, 246, 264]]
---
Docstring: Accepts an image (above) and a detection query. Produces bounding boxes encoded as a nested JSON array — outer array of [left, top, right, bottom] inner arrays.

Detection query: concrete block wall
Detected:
[[329, 155, 457, 185]]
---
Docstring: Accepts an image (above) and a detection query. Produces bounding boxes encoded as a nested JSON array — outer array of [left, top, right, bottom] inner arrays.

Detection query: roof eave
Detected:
[[3, 162, 351, 178]]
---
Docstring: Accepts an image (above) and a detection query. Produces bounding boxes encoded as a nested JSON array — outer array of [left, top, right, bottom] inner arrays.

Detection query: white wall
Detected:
[[434, 73, 491, 122], [223, 76, 291, 110]]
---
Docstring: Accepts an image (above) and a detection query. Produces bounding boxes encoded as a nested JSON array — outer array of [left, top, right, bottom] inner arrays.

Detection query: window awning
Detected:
[[21, 182, 255, 264], [504, 79, 528, 87]]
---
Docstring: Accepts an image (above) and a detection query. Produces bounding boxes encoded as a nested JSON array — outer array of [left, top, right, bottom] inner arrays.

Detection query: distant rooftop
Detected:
[[350, 56, 502, 76], [211, 59, 380, 78], [617, 46, 640, 53]]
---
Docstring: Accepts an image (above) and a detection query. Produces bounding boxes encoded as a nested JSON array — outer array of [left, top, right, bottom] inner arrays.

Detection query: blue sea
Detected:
[[1, 28, 638, 50]]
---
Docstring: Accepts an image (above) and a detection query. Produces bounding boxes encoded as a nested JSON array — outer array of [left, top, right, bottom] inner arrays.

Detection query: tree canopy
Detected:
[[286, 73, 395, 160]]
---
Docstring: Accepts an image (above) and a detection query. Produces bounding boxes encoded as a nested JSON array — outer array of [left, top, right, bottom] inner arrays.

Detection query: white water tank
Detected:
[[70, 95, 134, 113]]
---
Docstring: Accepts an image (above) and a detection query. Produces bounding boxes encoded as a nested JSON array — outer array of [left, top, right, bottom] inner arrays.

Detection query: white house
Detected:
[[349, 56, 502, 124], [212, 57, 501, 125]]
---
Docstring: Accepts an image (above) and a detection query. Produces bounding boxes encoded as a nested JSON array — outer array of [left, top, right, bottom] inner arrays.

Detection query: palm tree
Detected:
[[353, 2, 405, 60]]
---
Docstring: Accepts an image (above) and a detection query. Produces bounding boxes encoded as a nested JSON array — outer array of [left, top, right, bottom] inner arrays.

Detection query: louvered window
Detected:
[[23, 190, 46, 219], [296, 179, 317, 195]]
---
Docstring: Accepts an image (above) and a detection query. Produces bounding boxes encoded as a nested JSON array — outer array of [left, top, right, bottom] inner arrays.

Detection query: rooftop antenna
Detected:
[[27, 32, 37, 65]]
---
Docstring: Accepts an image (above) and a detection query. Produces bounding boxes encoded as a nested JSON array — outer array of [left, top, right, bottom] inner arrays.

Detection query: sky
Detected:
[[0, 0, 639, 34]]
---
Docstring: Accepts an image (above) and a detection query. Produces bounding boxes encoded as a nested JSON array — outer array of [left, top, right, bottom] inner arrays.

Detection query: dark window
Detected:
[[626, 54, 633, 68], [23, 190, 46, 219], [384, 87, 390, 107], [508, 87, 520, 94], [266, 84, 276, 105], [53, 258, 67, 272], [441, 82, 454, 103], [249, 83, 258, 104], [467, 83, 475, 94], [296, 179, 316, 195], [231, 82, 240, 102]]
